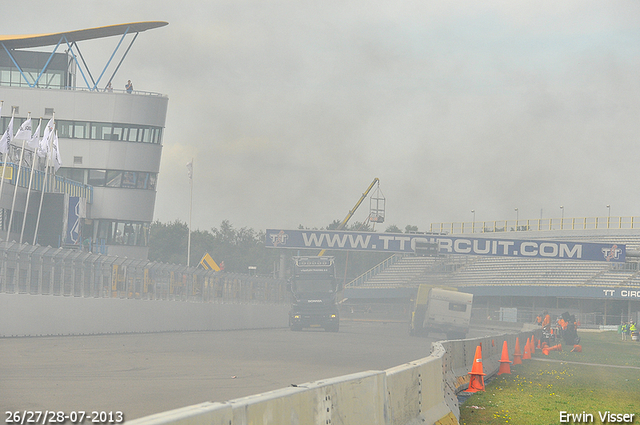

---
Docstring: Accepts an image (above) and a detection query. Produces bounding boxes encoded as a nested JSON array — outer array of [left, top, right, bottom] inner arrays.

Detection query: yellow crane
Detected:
[[319, 178, 384, 256]]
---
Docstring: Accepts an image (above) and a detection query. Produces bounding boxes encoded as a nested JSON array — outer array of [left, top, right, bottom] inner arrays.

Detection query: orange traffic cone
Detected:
[[498, 341, 511, 375], [531, 335, 536, 355], [513, 337, 522, 365], [537, 338, 541, 350], [464, 345, 486, 393], [571, 345, 582, 352], [548, 344, 562, 352], [523, 337, 531, 360]]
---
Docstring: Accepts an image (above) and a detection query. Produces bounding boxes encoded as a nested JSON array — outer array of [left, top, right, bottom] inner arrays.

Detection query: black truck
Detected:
[[288, 256, 340, 332]]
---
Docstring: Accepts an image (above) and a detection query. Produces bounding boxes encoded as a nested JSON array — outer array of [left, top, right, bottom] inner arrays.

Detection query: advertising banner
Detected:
[[466, 285, 640, 299], [65, 196, 81, 245], [265, 229, 626, 262]]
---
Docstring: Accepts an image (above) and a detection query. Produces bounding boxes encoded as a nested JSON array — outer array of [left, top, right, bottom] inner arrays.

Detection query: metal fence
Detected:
[[0, 241, 288, 303], [473, 306, 638, 328], [430, 216, 640, 234]]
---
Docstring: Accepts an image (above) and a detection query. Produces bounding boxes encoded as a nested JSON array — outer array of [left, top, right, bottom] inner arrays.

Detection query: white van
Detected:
[[410, 286, 473, 340]]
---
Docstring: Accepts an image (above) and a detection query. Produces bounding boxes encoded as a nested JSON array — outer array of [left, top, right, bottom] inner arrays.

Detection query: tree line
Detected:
[[149, 219, 421, 282]]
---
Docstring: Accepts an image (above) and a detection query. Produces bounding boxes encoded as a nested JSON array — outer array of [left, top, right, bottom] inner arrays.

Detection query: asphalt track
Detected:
[[1, 320, 497, 421]]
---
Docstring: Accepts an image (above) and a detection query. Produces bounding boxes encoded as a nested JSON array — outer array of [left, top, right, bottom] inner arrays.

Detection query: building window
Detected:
[[92, 122, 112, 140], [121, 171, 136, 188], [2, 118, 163, 144], [46, 120, 163, 144], [113, 125, 125, 141], [0, 58, 66, 89], [58, 121, 72, 138], [73, 122, 90, 139], [88, 169, 106, 186], [59, 168, 158, 191], [136, 173, 149, 189], [57, 168, 84, 184], [106, 171, 122, 187], [95, 220, 149, 246]]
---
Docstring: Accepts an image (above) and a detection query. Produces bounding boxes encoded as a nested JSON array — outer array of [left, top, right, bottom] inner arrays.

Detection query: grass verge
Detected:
[[459, 331, 640, 424]]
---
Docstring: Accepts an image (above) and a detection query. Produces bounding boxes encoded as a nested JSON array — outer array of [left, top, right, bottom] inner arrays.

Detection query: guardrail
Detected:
[[430, 216, 640, 234], [128, 327, 542, 425]]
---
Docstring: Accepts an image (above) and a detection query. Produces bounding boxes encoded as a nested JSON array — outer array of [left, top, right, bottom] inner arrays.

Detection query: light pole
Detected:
[[514, 208, 519, 230], [471, 210, 475, 233], [560, 206, 564, 230], [187, 159, 194, 266]]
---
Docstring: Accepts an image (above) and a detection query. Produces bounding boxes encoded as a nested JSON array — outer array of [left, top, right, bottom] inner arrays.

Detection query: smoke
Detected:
[[4, 0, 640, 230]]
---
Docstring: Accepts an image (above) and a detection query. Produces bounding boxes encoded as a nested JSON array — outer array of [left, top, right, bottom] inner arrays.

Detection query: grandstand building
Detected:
[[343, 224, 640, 326], [0, 22, 168, 259]]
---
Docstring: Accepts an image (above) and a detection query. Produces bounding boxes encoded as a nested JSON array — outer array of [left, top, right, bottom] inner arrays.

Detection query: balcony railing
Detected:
[[0, 81, 166, 97], [1, 161, 93, 204]]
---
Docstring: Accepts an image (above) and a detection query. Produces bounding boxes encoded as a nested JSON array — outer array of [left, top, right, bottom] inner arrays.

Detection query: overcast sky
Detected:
[[6, 1, 640, 233]]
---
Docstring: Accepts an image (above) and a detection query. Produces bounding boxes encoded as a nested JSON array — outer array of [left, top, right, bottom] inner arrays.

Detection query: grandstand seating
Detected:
[[348, 230, 640, 290], [351, 256, 436, 288], [449, 257, 612, 287]]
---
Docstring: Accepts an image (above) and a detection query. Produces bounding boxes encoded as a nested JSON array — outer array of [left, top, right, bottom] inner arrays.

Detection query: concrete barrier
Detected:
[[232, 371, 386, 425], [386, 355, 450, 425], [123, 402, 232, 425], [0, 293, 289, 337], [128, 371, 386, 425], [127, 329, 543, 425]]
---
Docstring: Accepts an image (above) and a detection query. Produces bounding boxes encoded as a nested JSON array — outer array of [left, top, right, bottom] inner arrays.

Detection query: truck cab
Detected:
[[288, 256, 340, 332]]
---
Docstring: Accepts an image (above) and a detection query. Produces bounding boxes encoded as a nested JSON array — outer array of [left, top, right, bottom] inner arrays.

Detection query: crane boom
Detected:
[[319, 177, 380, 256]]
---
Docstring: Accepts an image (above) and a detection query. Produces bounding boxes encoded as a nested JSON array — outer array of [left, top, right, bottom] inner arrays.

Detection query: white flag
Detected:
[[28, 119, 41, 150], [0, 115, 14, 154], [14, 116, 32, 141], [52, 131, 62, 172], [186, 160, 193, 180], [37, 117, 54, 158]]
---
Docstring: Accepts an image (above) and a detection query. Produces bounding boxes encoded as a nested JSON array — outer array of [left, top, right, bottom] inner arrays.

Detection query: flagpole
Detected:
[[33, 140, 50, 246], [33, 116, 54, 245], [0, 108, 15, 234], [7, 113, 32, 242], [7, 138, 27, 242], [20, 152, 37, 244], [0, 102, 4, 227], [187, 158, 193, 267], [20, 118, 41, 244]]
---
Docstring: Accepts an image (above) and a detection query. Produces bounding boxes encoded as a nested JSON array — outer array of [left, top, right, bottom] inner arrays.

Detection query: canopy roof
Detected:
[[0, 22, 168, 49]]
